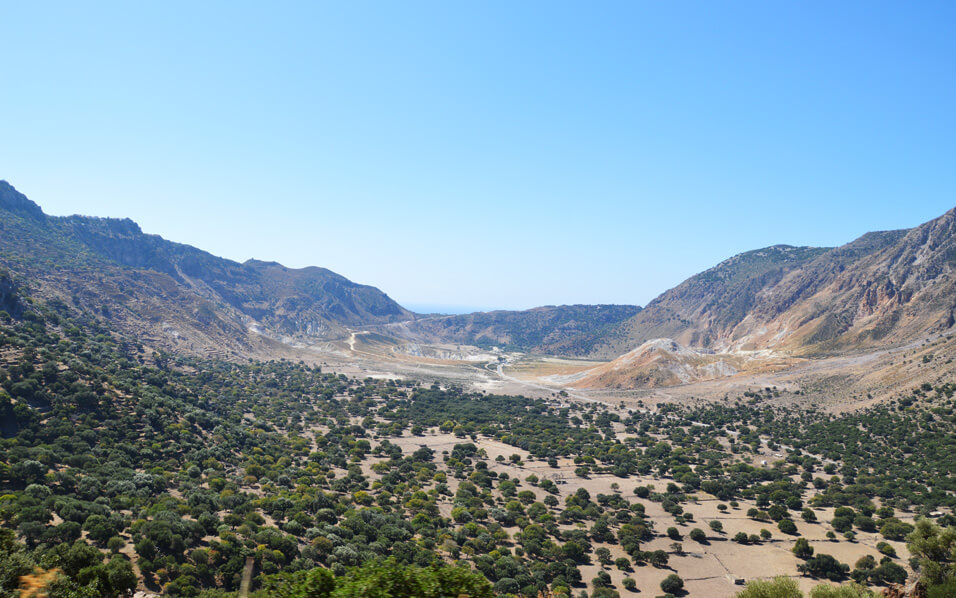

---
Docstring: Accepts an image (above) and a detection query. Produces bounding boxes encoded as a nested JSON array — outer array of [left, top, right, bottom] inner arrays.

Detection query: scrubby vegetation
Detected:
[[735, 577, 878, 597], [0, 278, 954, 597]]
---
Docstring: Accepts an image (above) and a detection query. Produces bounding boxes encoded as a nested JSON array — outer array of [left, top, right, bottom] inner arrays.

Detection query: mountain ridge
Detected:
[[0, 181, 638, 358], [597, 214, 954, 357], [4, 180, 955, 389], [385, 303, 642, 357], [563, 206, 956, 389], [0, 180, 414, 355]]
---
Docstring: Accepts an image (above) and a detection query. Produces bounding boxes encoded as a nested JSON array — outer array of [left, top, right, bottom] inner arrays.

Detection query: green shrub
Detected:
[[735, 577, 801, 598]]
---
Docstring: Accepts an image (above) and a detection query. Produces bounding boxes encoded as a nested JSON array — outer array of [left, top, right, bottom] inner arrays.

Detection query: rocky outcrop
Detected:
[[881, 580, 926, 598]]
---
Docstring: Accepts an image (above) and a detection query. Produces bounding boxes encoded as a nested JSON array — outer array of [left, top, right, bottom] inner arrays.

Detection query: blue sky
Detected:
[[2, 2, 954, 311]]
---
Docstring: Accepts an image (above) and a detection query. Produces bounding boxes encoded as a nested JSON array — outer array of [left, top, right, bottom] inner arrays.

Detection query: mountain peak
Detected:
[[0, 182, 415, 349], [243, 258, 285, 269], [0, 180, 45, 221]]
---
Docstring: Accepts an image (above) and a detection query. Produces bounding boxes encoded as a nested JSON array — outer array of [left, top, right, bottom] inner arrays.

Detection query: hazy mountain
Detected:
[[387, 304, 641, 357]]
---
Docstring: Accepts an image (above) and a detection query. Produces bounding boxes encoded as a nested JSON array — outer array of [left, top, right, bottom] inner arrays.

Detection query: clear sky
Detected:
[[2, 2, 954, 311]]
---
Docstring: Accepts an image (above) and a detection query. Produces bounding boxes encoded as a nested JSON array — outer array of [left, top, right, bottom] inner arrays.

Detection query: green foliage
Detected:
[[258, 567, 335, 598], [778, 519, 798, 535], [870, 561, 906, 585], [927, 580, 956, 598], [808, 583, 878, 597], [736, 579, 878, 598], [0, 287, 953, 598], [660, 573, 683, 594], [792, 538, 813, 559], [906, 519, 956, 590], [798, 554, 849, 581], [735, 577, 801, 598], [258, 560, 492, 598], [688, 528, 707, 543], [0, 529, 36, 598]]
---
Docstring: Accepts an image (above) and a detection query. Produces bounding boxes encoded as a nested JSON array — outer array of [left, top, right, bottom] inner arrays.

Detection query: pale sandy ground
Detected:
[[359, 428, 916, 597], [286, 330, 950, 414], [121, 409, 919, 598]]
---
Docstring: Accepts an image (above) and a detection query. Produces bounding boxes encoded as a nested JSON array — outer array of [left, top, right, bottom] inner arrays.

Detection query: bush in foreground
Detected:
[[256, 559, 494, 598], [734, 577, 877, 598]]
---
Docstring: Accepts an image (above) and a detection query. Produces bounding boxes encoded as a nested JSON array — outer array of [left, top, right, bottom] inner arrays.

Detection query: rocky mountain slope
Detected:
[[0, 181, 638, 360], [561, 207, 956, 390], [0, 181, 412, 356], [596, 210, 956, 359]]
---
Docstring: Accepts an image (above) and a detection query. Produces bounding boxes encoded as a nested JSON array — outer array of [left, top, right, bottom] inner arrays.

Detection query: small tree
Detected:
[[107, 536, 126, 553], [793, 538, 814, 559], [648, 550, 669, 568], [798, 554, 849, 581], [778, 519, 798, 535], [871, 561, 907, 585], [906, 519, 956, 590], [875, 541, 896, 558], [660, 573, 684, 594], [595, 547, 613, 567], [592, 570, 612, 588]]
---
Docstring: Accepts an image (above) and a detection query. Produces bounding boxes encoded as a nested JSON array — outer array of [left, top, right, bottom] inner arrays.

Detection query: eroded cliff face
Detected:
[[602, 210, 956, 358]]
